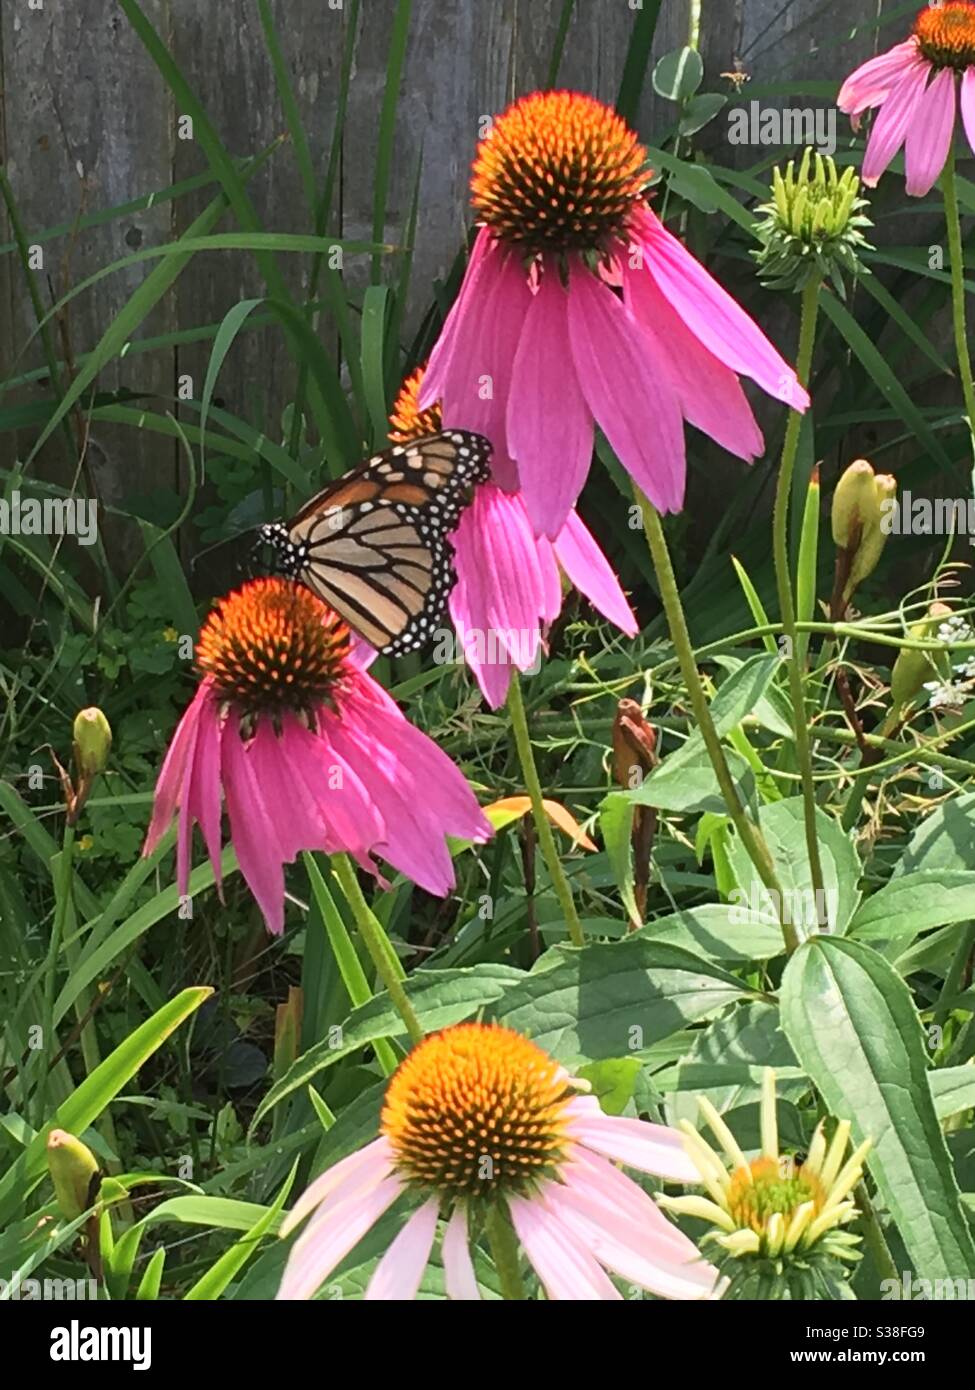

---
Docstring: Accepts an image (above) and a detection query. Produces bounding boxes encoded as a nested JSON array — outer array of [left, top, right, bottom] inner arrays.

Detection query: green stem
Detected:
[[485, 1206, 525, 1300], [331, 853, 423, 1046], [636, 492, 798, 952], [856, 1181, 898, 1285], [38, 823, 76, 1124], [942, 150, 975, 435], [507, 674, 585, 948], [772, 278, 826, 924]]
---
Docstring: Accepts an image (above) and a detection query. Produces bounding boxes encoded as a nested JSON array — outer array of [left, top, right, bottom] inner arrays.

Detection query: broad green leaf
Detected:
[[629, 746, 755, 815], [653, 47, 704, 101], [599, 792, 639, 925], [184, 1162, 297, 1299], [494, 938, 753, 1066], [849, 870, 975, 945], [781, 937, 975, 1283], [727, 796, 861, 934], [667, 1002, 800, 1126], [895, 794, 975, 875], [931, 1067, 975, 1121], [635, 903, 784, 961]]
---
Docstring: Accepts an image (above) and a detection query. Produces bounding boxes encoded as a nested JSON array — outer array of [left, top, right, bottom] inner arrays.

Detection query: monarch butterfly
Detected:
[[257, 430, 492, 656]]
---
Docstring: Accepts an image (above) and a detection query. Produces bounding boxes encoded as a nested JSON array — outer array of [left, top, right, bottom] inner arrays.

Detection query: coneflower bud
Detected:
[[830, 461, 896, 613], [47, 1129, 100, 1222], [890, 603, 953, 709], [753, 149, 872, 295], [72, 707, 112, 781]]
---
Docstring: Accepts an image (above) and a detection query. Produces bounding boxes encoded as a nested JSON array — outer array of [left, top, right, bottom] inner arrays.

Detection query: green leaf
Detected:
[[598, 792, 639, 925], [635, 903, 784, 961], [727, 796, 861, 935], [679, 92, 727, 136], [781, 937, 975, 1283], [653, 47, 704, 102], [630, 747, 755, 815], [931, 1067, 975, 1121], [184, 1162, 297, 1299], [494, 939, 753, 1066], [668, 1002, 800, 1124], [849, 870, 975, 945], [895, 794, 975, 875]]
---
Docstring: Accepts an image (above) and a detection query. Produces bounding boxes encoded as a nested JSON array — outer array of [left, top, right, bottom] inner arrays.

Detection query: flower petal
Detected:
[[442, 1205, 480, 1300], [861, 60, 930, 187], [364, 1198, 440, 1301], [506, 264, 594, 538], [277, 1174, 402, 1301], [567, 257, 686, 515], [509, 1194, 622, 1300], [565, 1094, 701, 1182], [280, 1138, 394, 1238], [552, 511, 637, 635], [634, 208, 809, 412], [963, 68, 975, 159], [220, 721, 288, 935], [837, 39, 922, 116], [905, 67, 957, 197], [624, 261, 764, 462], [143, 684, 209, 858]]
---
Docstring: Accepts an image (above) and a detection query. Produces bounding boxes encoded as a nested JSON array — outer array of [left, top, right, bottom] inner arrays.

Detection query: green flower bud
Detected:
[[73, 707, 112, 779], [831, 460, 879, 550], [753, 148, 872, 295], [891, 603, 953, 709], [847, 473, 896, 597], [47, 1129, 100, 1221]]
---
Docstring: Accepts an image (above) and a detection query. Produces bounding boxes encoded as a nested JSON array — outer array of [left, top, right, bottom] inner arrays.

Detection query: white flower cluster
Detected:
[[924, 616, 975, 710]]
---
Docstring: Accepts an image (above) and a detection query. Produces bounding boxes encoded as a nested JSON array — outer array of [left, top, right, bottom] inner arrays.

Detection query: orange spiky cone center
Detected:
[[915, 2, 975, 68], [471, 90, 649, 255], [381, 1022, 573, 1201], [196, 577, 349, 717], [388, 365, 442, 443]]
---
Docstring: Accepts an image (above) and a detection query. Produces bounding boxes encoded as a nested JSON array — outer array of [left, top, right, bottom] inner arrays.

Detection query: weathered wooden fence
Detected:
[[0, 0, 894, 508]]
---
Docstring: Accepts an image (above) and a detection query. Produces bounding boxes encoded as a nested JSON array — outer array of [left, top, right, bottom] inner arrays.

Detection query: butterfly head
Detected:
[[255, 521, 307, 579]]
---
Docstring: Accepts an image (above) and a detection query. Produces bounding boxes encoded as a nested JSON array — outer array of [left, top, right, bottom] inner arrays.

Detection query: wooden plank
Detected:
[[0, 0, 176, 564]]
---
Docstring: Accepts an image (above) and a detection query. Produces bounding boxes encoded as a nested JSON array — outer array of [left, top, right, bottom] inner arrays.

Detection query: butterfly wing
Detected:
[[286, 430, 491, 656]]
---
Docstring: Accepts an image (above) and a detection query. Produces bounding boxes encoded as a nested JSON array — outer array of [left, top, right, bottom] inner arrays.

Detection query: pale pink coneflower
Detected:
[[838, 3, 975, 196], [419, 90, 809, 541], [277, 1021, 722, 1301], [143, 578, 491, 934]]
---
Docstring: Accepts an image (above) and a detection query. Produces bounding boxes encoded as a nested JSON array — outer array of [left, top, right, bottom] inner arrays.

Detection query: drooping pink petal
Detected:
[[277, 1174, 402, 1300], [281, 715, 385, 863], [566, 257, 686, 515], [280, 1138, 394, 1238], [506, 262, 594, 538], [905, 66, 958, 197], [563, 1147, 710, 1264], [565, 1095, 701, 1182], [324, 671, 491, 895], [545, 1180, 720, 1300], [143, 683, 209, 857], [624, 261, 765, 463], [420, 228, 495, 404], [963, 68, 975, 158], [861, 61, 931, 186], [427, 230, 532, 492], [633, 207, 809, 413], [364, 1198, 440, 1301], [551, 511, 637, 635], [182, 698, 224, 893], [510, 1194, 622, 1300], [220, 721, 288, 935], [449, 484, 553, 707], [174, 702, 202, 898], [442, 1205, 480, 1300], [837, 39, 922, 116]]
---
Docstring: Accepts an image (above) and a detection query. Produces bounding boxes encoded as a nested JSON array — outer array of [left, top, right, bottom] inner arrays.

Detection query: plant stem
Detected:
[[331, 853, 423, 1046], [38, 822, 76, 1124], [942, 149, 975, 435], [485, 1206, 525, 1300], [507, 674, 585, 948], [636, 492, 798, 952], [772, 277, 827, 923]]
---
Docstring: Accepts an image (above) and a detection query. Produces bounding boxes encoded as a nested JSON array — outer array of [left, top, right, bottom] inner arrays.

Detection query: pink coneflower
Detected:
[[390, 367, 636, 707], [838, 3, 975, 196], [277, 1021, 721, 1301], [144, 578, 491, 934], [419, 90, 809, 540]]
